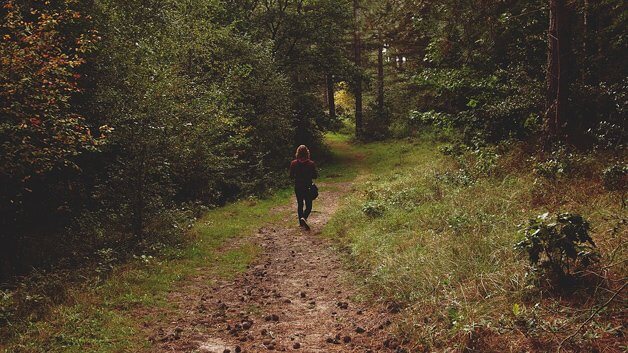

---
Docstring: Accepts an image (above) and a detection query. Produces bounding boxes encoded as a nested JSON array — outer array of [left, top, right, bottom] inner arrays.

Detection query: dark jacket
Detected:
[[289, 158, 318, 190]]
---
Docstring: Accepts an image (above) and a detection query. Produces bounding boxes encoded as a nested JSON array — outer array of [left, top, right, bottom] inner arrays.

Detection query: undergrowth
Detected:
[[0, 133, 358, 353], [324, 134, 626, 352], [0, 190, 293, 353]]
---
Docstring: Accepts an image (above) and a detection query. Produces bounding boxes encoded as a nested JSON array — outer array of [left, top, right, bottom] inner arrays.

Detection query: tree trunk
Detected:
[[545, 0, 573, 141], [0, 233, 15, 281], [326, 74, 336, 121], [582, 0, 589, 83], [132, 166, 145, 240], [377, 40, 385, 116], [353, 0, 363, 139], [132, 140, 147, 241]]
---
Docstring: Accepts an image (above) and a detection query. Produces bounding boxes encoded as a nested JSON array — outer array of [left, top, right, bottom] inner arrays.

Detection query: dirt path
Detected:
[[143, 181, 403, 353]]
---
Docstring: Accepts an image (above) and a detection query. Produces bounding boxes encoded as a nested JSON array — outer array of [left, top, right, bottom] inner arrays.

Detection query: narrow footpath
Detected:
[[142, 179, 404, 353]]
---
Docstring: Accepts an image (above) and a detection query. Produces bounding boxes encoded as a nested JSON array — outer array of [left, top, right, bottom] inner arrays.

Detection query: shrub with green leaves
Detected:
[[438, 143, 466, 157], [361, 200, 386, 218], [532, 146, 575, 180], [602, 163, 627, 191], [409, 110, 456, 130], [515, 213, 600, 282], [0, 290, 13, 327], [471, 147, 500, 176], [435, 169, 475, 187], [592, 120, 626, 150]]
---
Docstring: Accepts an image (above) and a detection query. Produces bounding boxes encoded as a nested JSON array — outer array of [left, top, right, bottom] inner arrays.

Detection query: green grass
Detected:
[[1, 133, 364, 353], [213, 243, 262, 281], [3, 133, 623, 352], [1, 189, 293, 353], [318, 132, 362, 181], [323, 136, 626, 351]]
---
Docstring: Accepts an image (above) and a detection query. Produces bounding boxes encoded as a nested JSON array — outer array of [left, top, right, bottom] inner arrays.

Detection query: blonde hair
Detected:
[[295, 145, 310, 159]]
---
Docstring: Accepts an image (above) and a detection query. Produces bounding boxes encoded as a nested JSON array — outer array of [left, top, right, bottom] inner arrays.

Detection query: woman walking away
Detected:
[[289, 145, 318, 230]]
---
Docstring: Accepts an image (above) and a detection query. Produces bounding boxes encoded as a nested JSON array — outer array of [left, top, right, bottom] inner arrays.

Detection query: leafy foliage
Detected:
[[362, 200, 386, 218], [375, 0, 625, 149], [591, 119, 627, 150], [435, 169, 475, 187], [0, 0, 101, 217], [532, 148, 574, 180], [0, 1, 101, 183], [0, 0, 353, 281], [515, 212, 600, 281], [602, 163, 627, 191]]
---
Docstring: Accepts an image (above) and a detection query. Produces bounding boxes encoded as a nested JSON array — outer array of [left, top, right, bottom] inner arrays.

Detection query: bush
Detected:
[[409, 110, 456, 131], [532, 146, 574, 180], [602, 163, 627, 191], [0, 0, 101, 203], [591, 120, 626, 150], [362, 200, 386, 218], [94, 248, 118, 280], [515, 212, 600, 283], [435, 169, 475, 187], [438, 143, 466, 157], [0, 290, 13, 327], [439, 143, 500, 183], [533, 158, 569, 180], [362, 106, 391, 141], [470, 147, 500, 177], [0, 0, 103, 278]]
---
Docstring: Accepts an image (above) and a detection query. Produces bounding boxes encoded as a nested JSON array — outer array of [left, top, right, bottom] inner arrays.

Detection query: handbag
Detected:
[[310, 183, 319, 200]]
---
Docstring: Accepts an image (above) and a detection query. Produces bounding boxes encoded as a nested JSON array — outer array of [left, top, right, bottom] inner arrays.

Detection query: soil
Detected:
[[142, 181, 403, 353]]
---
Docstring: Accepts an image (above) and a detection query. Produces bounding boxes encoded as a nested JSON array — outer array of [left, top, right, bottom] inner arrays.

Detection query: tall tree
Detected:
[[221, 0, 352, 146], [353, 0, 363, 139], [377, 35, 385, 116], [545, 0, 575, 140]]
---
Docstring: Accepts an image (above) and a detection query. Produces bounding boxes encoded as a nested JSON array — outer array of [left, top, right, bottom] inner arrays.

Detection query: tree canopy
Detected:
[[0, 0, 625, 283]]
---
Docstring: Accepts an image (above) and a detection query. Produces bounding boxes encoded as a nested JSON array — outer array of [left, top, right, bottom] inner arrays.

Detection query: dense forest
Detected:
[[1, 0, 353, 278], [1, 0, 626, 352]]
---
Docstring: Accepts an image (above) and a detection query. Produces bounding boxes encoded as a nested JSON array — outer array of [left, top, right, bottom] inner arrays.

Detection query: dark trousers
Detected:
[[295, 187, 312, 220]]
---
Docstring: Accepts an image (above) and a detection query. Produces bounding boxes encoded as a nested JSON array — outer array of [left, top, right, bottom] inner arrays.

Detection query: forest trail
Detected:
[[141, 156, 401, 352]]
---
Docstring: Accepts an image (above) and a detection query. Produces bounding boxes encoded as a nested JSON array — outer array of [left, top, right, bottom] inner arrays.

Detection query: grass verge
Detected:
[[1, 189, 292, 353], [323, 135, 626, 352], [0, 133, 362, 353]]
